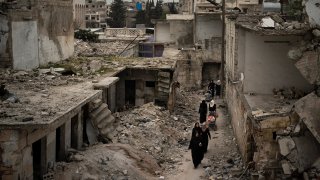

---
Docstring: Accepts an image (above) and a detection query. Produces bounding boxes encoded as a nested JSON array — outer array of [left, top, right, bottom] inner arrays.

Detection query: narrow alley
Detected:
[[168, 95, 243, 180]]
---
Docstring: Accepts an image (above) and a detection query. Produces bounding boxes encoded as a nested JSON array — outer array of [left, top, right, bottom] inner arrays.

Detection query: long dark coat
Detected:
[[198, 102, 208, 123], [201, 128, 211, 153], [189, 135, 203, 168]]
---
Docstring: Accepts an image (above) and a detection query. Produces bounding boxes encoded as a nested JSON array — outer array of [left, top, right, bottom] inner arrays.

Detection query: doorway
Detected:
[[32, 137, 46, 180], [71, 115, 79, 149], [56, 124, 66, 161], [125, 80, 136, 106]]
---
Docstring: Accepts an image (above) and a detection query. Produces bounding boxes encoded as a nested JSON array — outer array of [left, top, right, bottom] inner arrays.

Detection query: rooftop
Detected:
[[0, 48, 181, 128], [244, 94, 296, 120], [231, 14, 309, 35]]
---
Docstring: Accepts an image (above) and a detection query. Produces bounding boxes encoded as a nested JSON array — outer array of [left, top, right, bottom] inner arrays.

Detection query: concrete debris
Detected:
[[312, 29, 320, 37], [288, 48, 303, 60], [260, 17, 275, 28], [278, 137, 296, 156], [74, 40, 137, 57], [272, 87, 305, 99], [281, 160, 292, 175]]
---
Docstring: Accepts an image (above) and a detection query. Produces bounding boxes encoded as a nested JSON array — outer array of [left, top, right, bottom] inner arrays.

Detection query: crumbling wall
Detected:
[[170, 20, 194, 48], [0, 14, 11, 68], [195, 14, 222, 62], [155, 20, 193, 48], [0, 0, 74, 69], [11, 21, 39, 69], [155, 22, 171, 43], [116, 69, 159, 108], [225, 81, 252, 162], [242, 32, 312, 94], [174, 50, 203, 89], [0, 130, 32, 180], [37, 1, 74, 65], [254, 116, 292, 170]]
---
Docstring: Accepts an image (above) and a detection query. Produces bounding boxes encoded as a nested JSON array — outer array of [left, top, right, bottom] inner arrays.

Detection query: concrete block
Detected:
[[278, 137, 295, 156], [281, 161, 292, 175], [65, 120, 71, 150], [46, 131, 56, 164]]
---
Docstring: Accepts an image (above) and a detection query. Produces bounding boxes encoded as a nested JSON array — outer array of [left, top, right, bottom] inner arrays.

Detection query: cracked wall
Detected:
[[0, 0, 74, 70]]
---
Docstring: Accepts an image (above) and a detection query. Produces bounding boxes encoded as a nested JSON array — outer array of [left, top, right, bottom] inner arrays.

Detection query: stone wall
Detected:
[[0, 14, 11, 68], [116, 69, 161, 108], [174, 50, 203, 89], [242, 32, 312, 94], [195, 14, 222, 62], [155, 20, 194, 48], [0, 0, 74, 70], [225, 81, 252, 162]]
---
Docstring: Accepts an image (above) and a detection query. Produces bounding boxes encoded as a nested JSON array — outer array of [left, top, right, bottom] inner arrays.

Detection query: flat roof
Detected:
[[244, 94, 296, 120], [0, 82, 101, 129], [231, 15, 309, 36]]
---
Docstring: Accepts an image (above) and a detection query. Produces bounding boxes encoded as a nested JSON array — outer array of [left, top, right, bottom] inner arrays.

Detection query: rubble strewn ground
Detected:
[[74, 40, 137, 57], [49, 88, 244, 179]]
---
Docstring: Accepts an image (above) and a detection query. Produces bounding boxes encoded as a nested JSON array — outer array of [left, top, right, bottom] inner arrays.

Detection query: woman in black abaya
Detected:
[[189, 131, 203, 168]]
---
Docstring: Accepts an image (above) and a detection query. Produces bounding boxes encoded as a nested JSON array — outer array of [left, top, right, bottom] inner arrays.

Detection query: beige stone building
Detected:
[[224, 14, 317, 174], [0, 0, 74, 70], [85, 0, 107, 28], [74, 0, 86, 29]]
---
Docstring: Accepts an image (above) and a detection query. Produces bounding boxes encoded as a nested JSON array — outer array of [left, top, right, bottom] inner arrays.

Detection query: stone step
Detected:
[[90, 103, 108, 119], [100, 126, 115, 136], [97, 116, 115, 129], [93, 109, 111, 125]]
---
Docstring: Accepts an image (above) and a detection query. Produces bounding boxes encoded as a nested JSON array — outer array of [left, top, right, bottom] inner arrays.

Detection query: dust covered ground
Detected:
[[51, 89, 244, 180]]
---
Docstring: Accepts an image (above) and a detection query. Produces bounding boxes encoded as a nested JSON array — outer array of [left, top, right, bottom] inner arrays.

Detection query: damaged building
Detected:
[[154, 12, 222, 88], [225, 13, 320, 178], [0, 0, 74, 70], [0, 48, 179, 179]]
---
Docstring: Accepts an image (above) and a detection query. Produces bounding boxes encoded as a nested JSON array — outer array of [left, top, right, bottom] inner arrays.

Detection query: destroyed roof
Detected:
[[233, 15, 309, 35], [0, 82, 101, 129], [245, 94, 296, 120]]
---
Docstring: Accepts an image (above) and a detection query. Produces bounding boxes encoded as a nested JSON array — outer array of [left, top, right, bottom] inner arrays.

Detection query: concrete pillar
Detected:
[[46, 131, 56, 167], [135, 79, 145, 106], [71, 113, 83, 149], [108, 84, 116, 112], [65, 120, 71, 151]]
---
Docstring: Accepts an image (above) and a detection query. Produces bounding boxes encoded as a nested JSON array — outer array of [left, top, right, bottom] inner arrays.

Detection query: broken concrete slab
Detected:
[[281, 160, 292, 175], [278, 137, 296, 156], [294, 92, 320, 143], [292, 131, 320, 172], [294, 51, 318, 84]]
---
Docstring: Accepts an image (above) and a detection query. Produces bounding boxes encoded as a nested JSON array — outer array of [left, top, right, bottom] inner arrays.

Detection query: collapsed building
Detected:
[[154, 13, 222, 88], [0, 0, 74, 70], [225, 13, 320, 178], [0, 51, 179, 179]]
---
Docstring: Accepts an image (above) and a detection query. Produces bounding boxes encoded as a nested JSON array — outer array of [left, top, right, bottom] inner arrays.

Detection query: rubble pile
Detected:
[[0, 69, 93, 124], [74, 40, 137, 57], [272, 87, 305, 99], [53, 143, 161, 180], [114, 102, 194, 173], [205, 141, 245, 179]]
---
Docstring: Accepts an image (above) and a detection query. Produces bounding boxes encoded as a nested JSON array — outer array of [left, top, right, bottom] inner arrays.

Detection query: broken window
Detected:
[[146, 81, 156, 87], [205, 39, 210, 50]]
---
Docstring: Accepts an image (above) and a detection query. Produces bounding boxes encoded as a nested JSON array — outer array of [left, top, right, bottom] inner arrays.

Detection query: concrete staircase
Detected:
[[89, 99, 117, 140], [156, 71, 171, 105]]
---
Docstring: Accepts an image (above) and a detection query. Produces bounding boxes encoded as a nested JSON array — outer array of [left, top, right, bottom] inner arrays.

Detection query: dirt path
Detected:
[[167, 98, 243, 180]]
